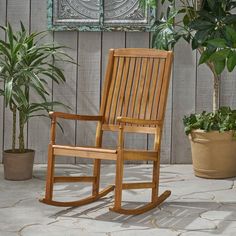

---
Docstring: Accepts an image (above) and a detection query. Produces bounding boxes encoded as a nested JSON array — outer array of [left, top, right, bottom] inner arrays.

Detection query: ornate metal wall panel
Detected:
[[48, 0, 156, 31]]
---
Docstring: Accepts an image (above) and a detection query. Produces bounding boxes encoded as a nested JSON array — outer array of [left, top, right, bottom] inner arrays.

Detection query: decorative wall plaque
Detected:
[[48, 0, 156, 31]]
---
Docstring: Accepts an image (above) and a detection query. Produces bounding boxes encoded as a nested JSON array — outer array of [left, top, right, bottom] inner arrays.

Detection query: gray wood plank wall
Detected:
[[0, 0, 234, 164]]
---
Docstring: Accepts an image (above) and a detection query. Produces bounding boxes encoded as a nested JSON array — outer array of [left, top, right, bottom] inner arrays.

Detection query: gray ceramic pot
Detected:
[[3, 150, 35, 180]]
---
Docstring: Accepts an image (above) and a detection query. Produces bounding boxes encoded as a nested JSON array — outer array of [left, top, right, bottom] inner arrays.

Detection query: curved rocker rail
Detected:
[[109, 190, 171, 215], [39, 185, 115, 207]]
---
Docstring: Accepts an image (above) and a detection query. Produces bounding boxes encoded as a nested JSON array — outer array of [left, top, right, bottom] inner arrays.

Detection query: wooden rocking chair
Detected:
[[40, 48, 173, 215]]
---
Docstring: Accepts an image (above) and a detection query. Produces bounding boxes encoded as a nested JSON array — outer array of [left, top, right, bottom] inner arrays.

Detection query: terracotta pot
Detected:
[[3, 150, 35, 180], [189, 130, 236, 179]]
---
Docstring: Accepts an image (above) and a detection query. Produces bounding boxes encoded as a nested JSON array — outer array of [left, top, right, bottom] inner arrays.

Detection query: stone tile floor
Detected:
[[1, 164, 236, 236]]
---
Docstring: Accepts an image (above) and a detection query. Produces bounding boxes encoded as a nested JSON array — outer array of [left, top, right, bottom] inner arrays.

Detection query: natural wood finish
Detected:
[[117, 117, 162, 126], [122, 182, 154, 190], [54, 176, 95, 183], [104, 56, 119, 123], [114, 126, 125, 209], [151, 59, 166, 120], [49, 112, 103, 121], [122, 57, 136, 117], [93, 121, 103, 196], [41, 48, 173, 214], [40, 185, 115, 207], [102, 124, 157, 134], [53, 145, 116, 154], [128, 57, 141, 118], [124, 149, 158, 161], [114, 48, 171, 58], [45, 144, 55, 201], [53, 146, 117, 161], [134, 58, 148, 118], [109, 190, 171, 215]]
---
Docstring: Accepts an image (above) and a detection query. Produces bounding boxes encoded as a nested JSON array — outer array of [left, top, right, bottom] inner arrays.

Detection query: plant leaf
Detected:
[[227, 51, 236, 72], [214, 60, 226, 75], [207, 38, 227, 48]]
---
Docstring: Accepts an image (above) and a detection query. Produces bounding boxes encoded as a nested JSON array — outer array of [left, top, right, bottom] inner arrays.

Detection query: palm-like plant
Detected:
[[0, 23, 71, 153], [145, 0, 236, 112]]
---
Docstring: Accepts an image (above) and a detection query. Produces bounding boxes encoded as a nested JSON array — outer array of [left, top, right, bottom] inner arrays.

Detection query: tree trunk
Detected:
[[195, 0, 203, 10], [19, 112, 25, 153], [11, 105, 17, 152], [213, 75, 220, 113]]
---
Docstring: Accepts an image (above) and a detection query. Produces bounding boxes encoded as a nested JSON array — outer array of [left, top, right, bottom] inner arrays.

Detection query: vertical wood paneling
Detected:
[[149, 1, 172, 164], [6, 0, 30, 29], [196, 52, 213, 113], [4, 0, 30, 153], [0, 0, 6, 161], [152, 1, 173, 164], [76, 32, 101, 164], [28, 0, 53, 163], [221, 71, 236, 108], [53, 31, 78, 164], [125, 33, 149, 154], [171, 40, 196, 164], [4, 0, 234, 164], [102, 32, 125, 150]]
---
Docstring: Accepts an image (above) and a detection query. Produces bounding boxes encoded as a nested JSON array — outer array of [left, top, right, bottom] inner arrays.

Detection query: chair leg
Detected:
[[92, 159, 101, 196], [45, 144, 55, 201], [151, 157, 160, 202], [109, 152, 171, 215], [113, 151, 124, 210]]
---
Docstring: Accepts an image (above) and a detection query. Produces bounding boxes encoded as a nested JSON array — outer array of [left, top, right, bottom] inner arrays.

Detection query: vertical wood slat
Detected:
[[152, 0, 173, 164], [0, 0, 6, 161], [109, 58, 125, 124], [102, 32, 125, 151], [146, 59, 160, 120], [76, 32, 101, 164], [99, 49, 115, 116], [157, 54, 173, 122], [125, 33, 149, 156], [104, 57, 119, 123], [140, 58, 154, 119], [171, 40, 197, 164], [115, 57, 131, 120], [122, 58, 136, 117], [220, 70, 236, 108], [4, 0, 30, 153], [151, 59, 166, 120], [196, 52, 213, 113], [128, 58, 142, 118], [134, 58, 148, 119], [28, 0, 53, 163], [53, 31, 77, 164]]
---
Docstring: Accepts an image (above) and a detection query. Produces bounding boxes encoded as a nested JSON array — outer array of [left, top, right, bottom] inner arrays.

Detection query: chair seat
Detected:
[[53, 145, 117, 160], [52, 145, 158, 161], [53, 145, 117, 153]]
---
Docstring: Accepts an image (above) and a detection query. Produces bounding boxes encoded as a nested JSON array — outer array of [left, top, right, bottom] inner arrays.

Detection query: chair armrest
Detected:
[[116, 116, 162, 126], [49, 111, 103, 121]]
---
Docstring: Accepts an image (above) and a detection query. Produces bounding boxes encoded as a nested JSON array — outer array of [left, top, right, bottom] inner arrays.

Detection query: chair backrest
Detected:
[[100, 48, 173, 133]]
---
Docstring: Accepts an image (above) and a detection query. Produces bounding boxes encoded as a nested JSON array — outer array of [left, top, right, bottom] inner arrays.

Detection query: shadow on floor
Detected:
[[49, 199, 236, 233]]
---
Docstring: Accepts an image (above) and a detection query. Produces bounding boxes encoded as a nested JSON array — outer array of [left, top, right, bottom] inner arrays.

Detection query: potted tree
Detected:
[[0, 23, 71, 180], [145, 0, 236, 178]]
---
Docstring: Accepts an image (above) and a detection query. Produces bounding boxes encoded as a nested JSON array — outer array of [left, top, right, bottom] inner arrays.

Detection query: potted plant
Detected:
[[0, 23, 71, 180], [144, 0, 236, 178]]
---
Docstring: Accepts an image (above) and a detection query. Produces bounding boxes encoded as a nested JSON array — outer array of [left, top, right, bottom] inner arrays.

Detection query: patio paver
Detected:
[[0, 164, 236, 236]]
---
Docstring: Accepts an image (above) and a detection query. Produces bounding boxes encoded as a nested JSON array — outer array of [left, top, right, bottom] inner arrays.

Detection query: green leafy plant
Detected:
[[144, 0, 236, 112], [0, 23, 72, 153], [183, 107, 236, 135]]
